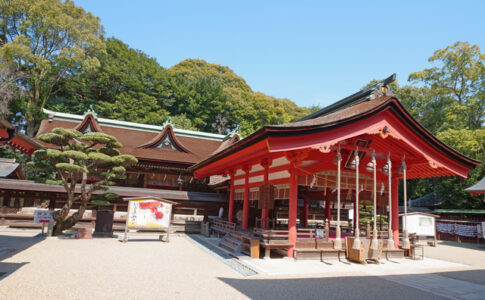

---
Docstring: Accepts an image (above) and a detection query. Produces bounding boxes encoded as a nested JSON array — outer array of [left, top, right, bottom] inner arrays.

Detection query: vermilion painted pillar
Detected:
[[242, 167, 250, 229], [288, 167, 298, 258], [303, 195, 309, 228], [261, 162, 270, 228], [228, 175, 235, 223], [392, 178, 399, 248], [325, 190, 331, 222]]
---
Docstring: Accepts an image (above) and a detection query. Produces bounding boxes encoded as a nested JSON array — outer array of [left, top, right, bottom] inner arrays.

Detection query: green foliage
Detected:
[[48, 37, 172, 124], [90, 200, 111, 206], [365, 43, 485, 209], [28, 128, 137, 233], [408, 41, 485, 130], [0, 0, 106, 136]]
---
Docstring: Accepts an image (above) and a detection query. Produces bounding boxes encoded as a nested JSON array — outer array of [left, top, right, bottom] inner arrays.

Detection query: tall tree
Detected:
[[50, 37, 172, 125], [409, 42, 485, 130], [0, 0, 105, 136], [0, 59, 25, 117]]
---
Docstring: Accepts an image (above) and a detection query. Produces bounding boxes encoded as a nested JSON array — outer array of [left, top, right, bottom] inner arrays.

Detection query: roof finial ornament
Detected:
[[370, 74, 396, 99], [224, 125, 239, 141], [163, 117, 173, 127], [86, 105, 98, 118]]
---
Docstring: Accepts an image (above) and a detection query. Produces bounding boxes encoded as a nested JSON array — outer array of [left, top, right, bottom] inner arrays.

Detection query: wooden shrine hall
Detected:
[[192, 75, 481, 261]]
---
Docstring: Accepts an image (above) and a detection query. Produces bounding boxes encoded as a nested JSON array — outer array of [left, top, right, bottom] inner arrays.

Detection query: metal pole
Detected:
[[334, 147, 342, 250], [352, 147, 361, 250], [370, 150, 379, 250]]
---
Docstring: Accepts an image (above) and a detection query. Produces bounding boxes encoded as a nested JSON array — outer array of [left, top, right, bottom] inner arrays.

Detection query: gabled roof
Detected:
[[296, 74, 396, 121], [137, 124, 192, 153], [465, 176, 485, 195], [410, 192, 445, 208], [37, 110, 240, 166], [74, 113, 103, 133], [193, 96, 480, 175]]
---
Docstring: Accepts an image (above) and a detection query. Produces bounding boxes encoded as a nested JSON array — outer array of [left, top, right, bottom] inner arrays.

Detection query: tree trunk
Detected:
[[53, 204, 87, 235], [25, 120, 40, 138]]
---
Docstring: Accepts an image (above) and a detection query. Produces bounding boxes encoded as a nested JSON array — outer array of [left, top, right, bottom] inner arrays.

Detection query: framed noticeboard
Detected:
[[122, 197, 177, 242]]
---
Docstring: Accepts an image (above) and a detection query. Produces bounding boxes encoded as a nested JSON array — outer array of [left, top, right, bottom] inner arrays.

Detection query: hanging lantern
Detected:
[[348, 158, 356, 170], [365, 160, 375, 173], [382, 162, 390, 175]]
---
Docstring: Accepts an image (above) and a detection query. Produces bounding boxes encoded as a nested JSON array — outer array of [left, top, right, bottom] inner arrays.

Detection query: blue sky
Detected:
[[74, 0, 485, 108]]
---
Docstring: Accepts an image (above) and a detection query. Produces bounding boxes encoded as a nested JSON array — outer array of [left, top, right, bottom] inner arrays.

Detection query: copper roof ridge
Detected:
[[137, 124, 193, 154]]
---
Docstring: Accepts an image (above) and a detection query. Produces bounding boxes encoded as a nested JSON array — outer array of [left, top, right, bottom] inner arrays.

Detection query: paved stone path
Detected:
[[380, 273, 485, 300]]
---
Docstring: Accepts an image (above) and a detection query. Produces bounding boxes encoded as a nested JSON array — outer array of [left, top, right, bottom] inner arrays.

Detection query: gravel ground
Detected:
[[423, 240, 485, 286], [0, 230, 247, 299], [0, 229, 482, 299]]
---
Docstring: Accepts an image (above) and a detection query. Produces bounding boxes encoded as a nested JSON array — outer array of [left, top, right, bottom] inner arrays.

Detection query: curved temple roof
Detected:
[[192, 77, 480, 180]]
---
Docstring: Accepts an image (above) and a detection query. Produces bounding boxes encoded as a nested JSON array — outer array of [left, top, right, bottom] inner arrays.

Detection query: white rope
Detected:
[[387, 152, 395, 249], [370, 149, 379, 250], [352, 147, 361, 250], [402, 155, 410, 249], [334, 146, 342, 250]]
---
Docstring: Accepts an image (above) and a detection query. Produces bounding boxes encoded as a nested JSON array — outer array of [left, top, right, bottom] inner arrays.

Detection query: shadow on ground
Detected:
[[437, 240, 485, 251], [435, 269, 485, 286], [0, 233, 44, 281], [218, 275, 447, 300]]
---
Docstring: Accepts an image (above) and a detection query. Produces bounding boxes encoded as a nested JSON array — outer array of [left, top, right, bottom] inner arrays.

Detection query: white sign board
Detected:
[[127, 199, 172, 229], [34, 210, 54, 224], [405, 214, 435, 237]]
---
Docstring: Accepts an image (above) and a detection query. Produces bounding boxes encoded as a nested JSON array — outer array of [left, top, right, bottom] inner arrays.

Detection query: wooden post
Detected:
[[0, 206, 6, 225], [288, 166, 298, 258], [242, 166, 250, 229]]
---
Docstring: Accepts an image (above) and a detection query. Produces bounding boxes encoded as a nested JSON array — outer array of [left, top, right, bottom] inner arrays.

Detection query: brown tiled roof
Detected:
[[268, 96, 391, 129], [0, 178, 225, 202], [193, 96, 480, 171], [36, 117, 228, 165]]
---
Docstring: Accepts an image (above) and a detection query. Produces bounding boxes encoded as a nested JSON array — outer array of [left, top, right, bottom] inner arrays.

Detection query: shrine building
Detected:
[[192, 74, 481, 260], [0, 109, 240, 219]]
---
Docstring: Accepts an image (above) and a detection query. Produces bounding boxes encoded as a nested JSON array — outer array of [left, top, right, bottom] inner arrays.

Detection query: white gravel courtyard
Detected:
[[1, 228, 485, 299]]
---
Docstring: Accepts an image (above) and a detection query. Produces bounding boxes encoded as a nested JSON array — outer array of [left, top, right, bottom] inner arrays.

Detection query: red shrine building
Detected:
[[192, 74, 480, 259]]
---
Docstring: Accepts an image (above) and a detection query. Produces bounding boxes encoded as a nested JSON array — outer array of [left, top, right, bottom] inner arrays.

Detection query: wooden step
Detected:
[[219, 240, 239, 252], [224, 236, 242, 246]]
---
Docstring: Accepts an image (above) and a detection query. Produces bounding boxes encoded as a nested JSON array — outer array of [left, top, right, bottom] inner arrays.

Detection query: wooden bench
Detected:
[[294, 238, 346, 261], [254, 228, 293, 259], [211, 219, 236, 237], [260, 242, 294, 259]]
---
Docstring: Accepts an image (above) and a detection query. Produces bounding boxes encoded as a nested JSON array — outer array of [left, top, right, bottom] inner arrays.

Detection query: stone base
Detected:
[[93, 232, 114, 238]]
